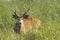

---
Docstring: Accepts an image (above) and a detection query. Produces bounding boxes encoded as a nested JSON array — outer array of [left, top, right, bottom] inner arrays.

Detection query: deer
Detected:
[[12, 7, 41, 34]]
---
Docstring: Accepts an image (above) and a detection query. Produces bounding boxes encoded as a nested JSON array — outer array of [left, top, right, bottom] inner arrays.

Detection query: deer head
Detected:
[[12, 7, 30, 33]]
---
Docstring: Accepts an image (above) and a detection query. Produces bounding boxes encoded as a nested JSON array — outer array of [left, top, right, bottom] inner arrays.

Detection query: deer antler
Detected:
[[22, 6, 31, 19], [23, 5, 31, 16], [23, 0, 32, 16], [12, 8, 20, 19]]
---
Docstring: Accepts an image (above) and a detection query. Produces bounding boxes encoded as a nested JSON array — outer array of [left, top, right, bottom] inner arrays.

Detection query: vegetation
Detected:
[[0, 0, 60, 40]]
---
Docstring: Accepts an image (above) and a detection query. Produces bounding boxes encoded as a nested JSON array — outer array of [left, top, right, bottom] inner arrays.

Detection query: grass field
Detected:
[[0, 0, 60, 40]]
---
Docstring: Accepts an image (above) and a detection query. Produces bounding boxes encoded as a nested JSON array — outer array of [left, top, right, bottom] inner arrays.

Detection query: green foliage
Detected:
[[0, 0, 60, 40]]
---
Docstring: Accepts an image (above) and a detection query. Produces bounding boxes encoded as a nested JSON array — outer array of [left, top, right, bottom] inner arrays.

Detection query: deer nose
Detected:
[[16, 22, 21, 26], [14, 22, 21, 33]]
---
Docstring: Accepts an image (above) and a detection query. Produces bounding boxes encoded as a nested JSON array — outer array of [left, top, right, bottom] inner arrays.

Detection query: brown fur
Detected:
[[20, 17, 41, 34]]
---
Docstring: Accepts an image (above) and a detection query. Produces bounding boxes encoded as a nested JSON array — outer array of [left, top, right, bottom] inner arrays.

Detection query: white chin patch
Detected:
[[19, 19, 23, 24]]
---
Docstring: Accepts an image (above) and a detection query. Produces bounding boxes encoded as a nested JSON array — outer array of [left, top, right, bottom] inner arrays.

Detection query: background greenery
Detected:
[[0, 0, 60, 40]]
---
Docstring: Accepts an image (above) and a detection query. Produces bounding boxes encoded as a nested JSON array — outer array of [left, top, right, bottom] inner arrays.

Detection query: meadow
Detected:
[[0, 0, 60, 40]]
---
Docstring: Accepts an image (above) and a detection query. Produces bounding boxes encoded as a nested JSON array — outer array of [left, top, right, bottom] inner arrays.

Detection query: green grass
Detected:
[[0, 0, 60, 40]]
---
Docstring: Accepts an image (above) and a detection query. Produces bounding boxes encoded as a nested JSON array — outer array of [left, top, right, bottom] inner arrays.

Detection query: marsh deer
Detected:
[[12, 8, 41, 34]]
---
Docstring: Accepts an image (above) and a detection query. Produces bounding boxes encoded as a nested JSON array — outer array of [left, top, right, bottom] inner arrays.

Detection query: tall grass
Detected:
[[0, 0, 60, 40]]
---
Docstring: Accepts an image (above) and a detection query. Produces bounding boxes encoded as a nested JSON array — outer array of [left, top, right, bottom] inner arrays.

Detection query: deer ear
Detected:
[[12, 14, 19, 19], [23, 14, 29, 19]]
